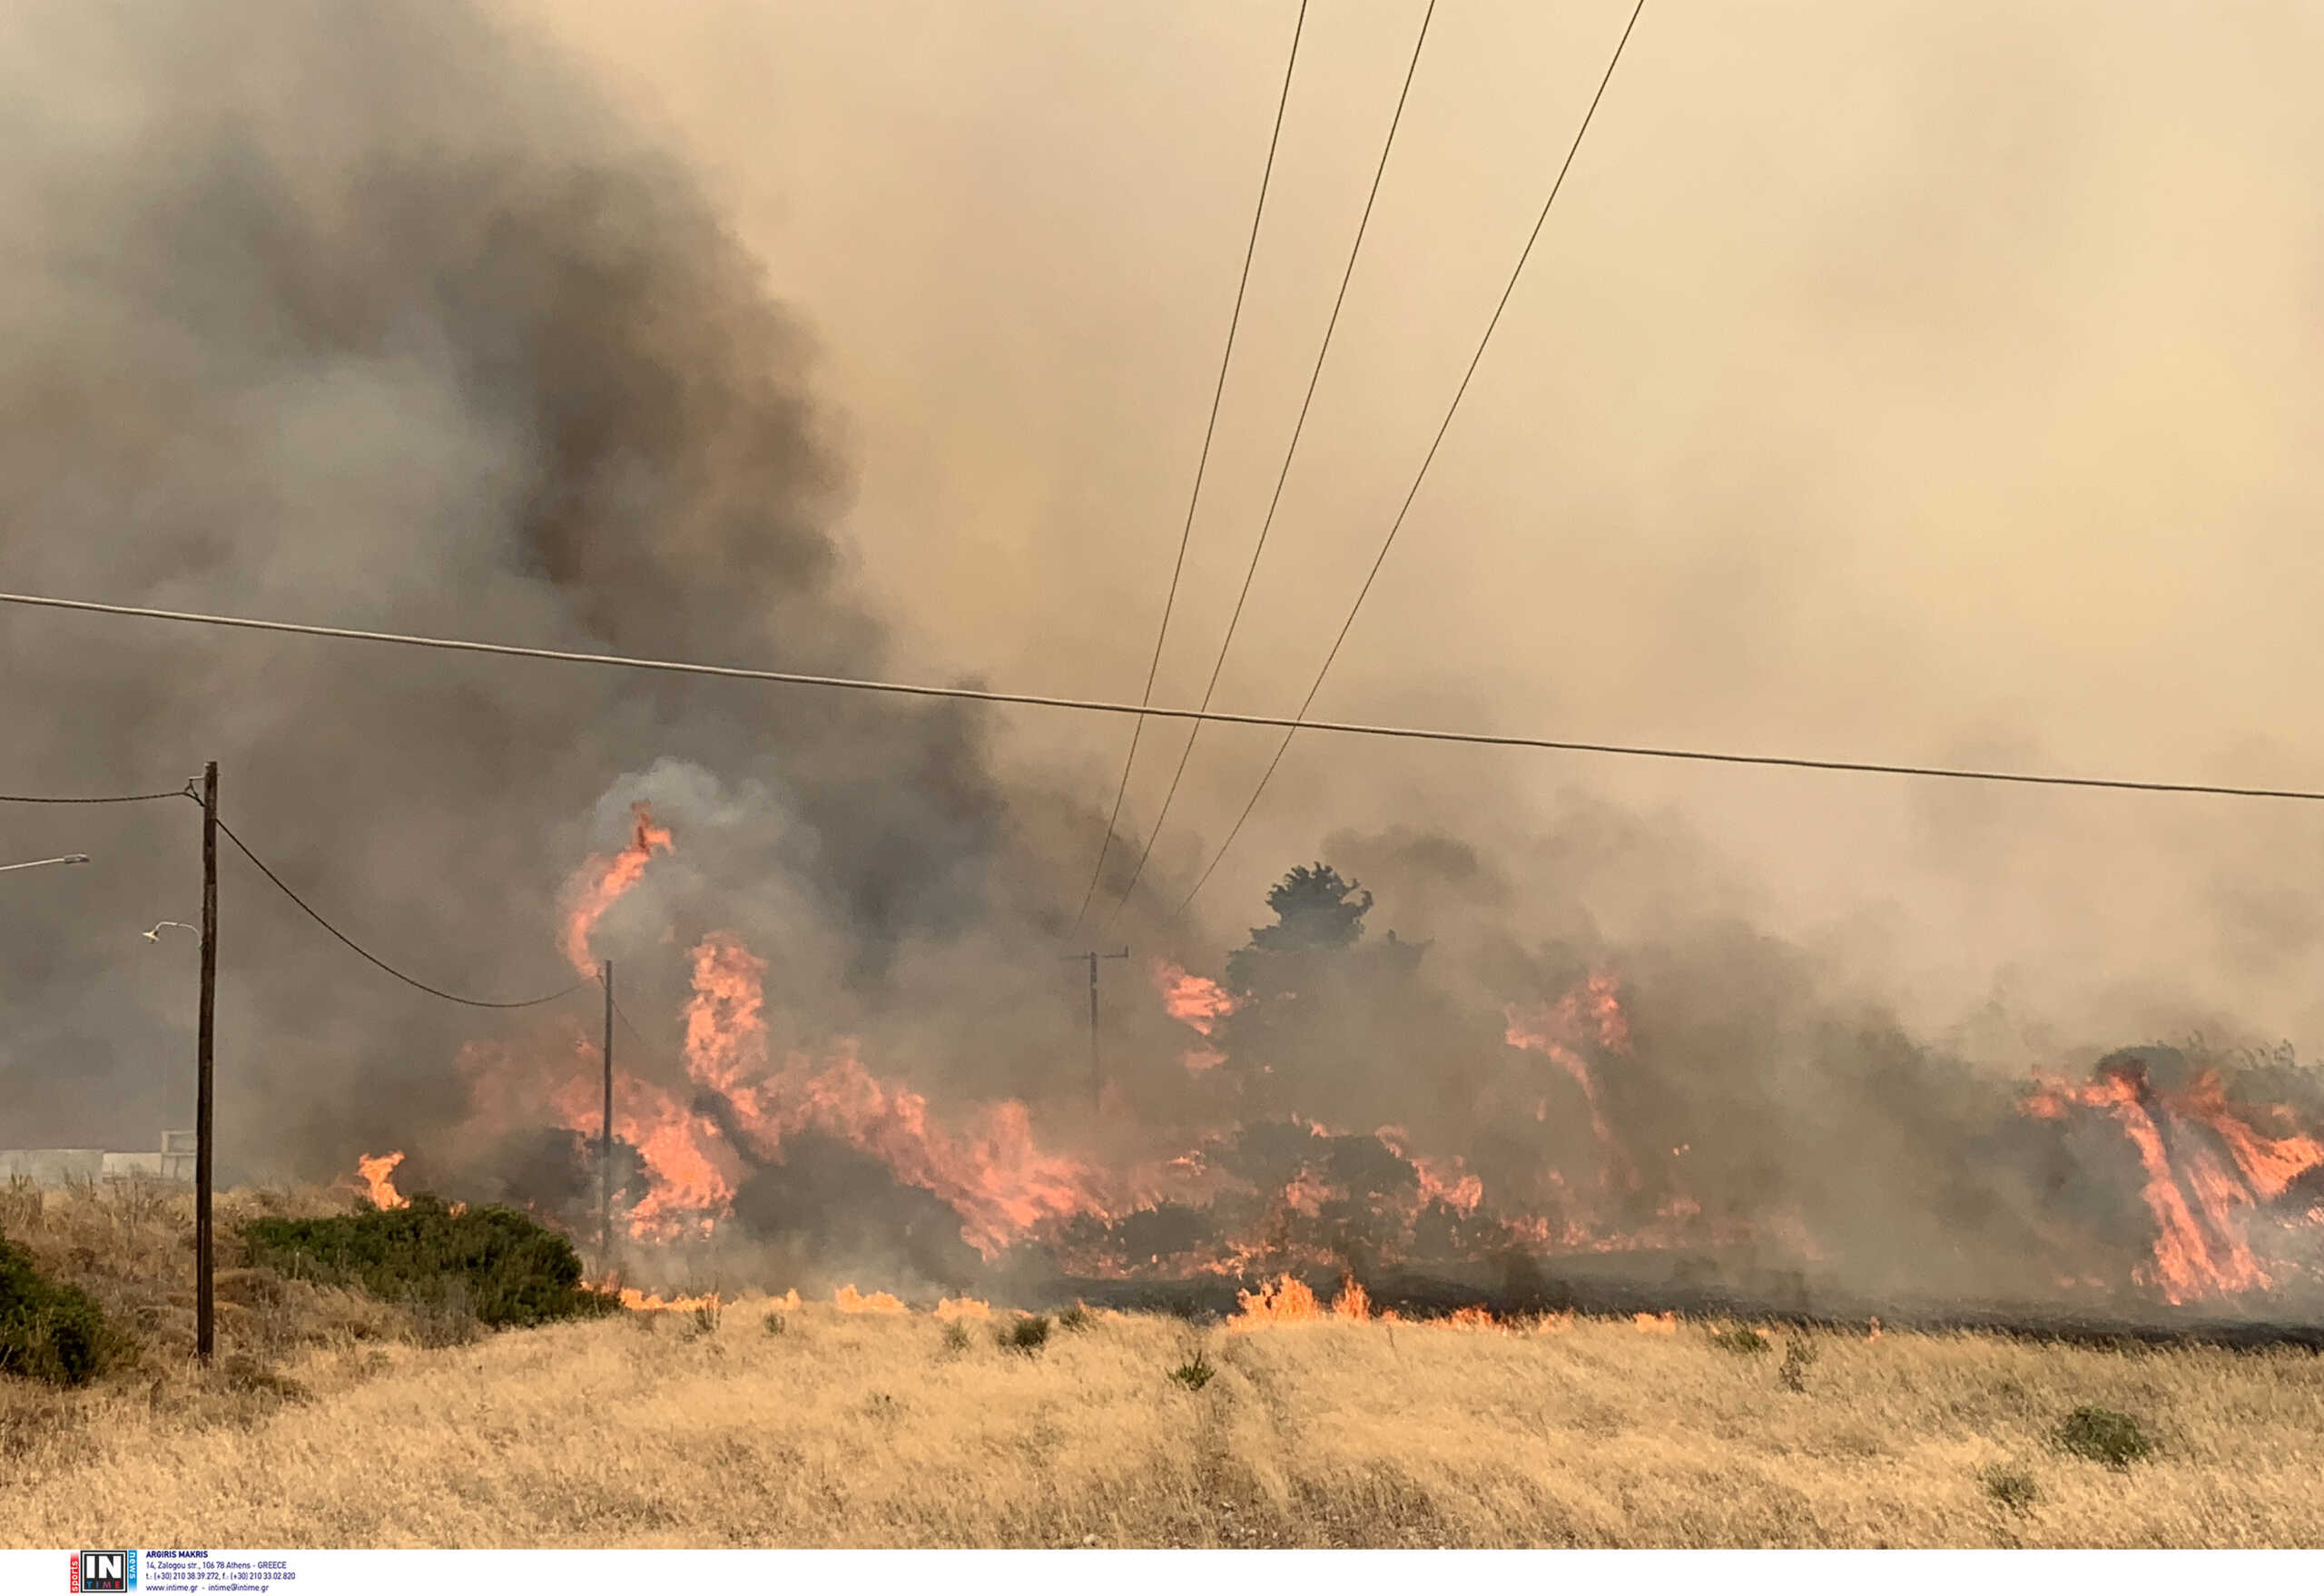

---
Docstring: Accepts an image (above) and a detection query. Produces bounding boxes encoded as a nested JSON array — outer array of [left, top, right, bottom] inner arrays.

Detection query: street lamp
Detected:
[[0, 852, 90, 874], [143, 921, 198, 942]]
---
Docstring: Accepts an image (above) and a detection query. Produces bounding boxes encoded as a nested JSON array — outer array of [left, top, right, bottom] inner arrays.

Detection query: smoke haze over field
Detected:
[[5, 1, 2324, 1308]]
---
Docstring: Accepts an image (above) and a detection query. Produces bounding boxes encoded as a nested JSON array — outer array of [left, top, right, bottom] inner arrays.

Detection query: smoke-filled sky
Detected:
[[5, 0, 2324, 1187], [522, 1, 2324, 1039]]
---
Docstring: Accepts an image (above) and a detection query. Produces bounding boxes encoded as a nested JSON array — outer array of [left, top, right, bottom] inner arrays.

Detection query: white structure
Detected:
[[1, 1132, 195, 1185]]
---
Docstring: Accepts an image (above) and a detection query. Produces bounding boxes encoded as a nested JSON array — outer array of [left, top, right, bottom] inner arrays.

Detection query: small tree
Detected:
[[1226, 863, 1372, 993]]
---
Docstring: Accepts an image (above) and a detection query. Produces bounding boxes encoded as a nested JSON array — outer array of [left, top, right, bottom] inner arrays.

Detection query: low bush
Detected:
[[763, 1309, 788, 1337], [1709, 1325, 1770, 1355], [2054, 1405, 2152, 1469], [241, 1196, 620, 1330], [1170, 1349, 1216, 1391], [0, 1232, 115, 1385], [1059, 1302, 1096, 1334], [940, 1320, 973, 1355], [998, 1314, 1051, 1355]]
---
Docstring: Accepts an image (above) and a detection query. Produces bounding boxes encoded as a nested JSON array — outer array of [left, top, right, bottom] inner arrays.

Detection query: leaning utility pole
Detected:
[[195, 760, 218, 1367], [599, 958, 614, 1271], [1062, 948, 1129, 1109]]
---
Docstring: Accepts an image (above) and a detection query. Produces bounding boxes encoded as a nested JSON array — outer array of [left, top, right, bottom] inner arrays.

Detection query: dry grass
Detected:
[[6, 1181, 2324, 1547]]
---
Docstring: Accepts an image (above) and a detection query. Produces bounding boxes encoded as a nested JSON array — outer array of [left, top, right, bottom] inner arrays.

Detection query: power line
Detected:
[[1075, 0, 1312, 929], [214, 815, 593, 1010], [8, 589, 2324, 807], [1169, 0, 1651, 924], [0, 783, 195, 804], [1104, 0, 1438, 929]]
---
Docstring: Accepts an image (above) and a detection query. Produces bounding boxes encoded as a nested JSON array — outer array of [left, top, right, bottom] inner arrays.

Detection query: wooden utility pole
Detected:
[[1062, 948, 1129, 1109], [195, 760, 218, 1366], [599, 958, 614, 1271]]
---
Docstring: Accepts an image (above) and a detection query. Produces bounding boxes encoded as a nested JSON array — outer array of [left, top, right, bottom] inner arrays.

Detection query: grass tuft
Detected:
[[1981, 1465, 2040, 1513], [1709, 1325, 1770, 1355], [1778, 1336, 1819, 1393], [1169, 1348, 1216, 1391]]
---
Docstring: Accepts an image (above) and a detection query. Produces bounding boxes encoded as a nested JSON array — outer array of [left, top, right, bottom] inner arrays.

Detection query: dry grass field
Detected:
[[5, 1180, 2324, 1549]]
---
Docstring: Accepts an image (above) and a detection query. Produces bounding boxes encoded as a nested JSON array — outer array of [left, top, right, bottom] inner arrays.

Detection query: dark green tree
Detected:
[[1226, 863, 1374, 993]]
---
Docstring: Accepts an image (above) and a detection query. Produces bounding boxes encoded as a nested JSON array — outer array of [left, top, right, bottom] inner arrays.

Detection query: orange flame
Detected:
[[1330, 1276, 1371, 1321], [1154, 959, 1238, 1037], [935, 1296, 993, 1321], [1230, 1275, 1321, 1327], [1444, 1305, 1496, 1329], [1634, 1311, 1677, 1335], [560, 803, 674, 978], [834, 1285, 909, 1315], [617, 1286, 718, 1313], [356, 1151, 409, 1210], [2019, 1059, 2320, 1304], [1506, 978, 1640, 1192]]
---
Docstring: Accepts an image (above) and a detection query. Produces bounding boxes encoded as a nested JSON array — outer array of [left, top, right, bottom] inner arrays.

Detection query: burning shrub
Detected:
[[998, 1314, 1051, 1355], [0, 1232, 115, 1386], [241, 1196, 620, 1330], [2053, 1405, 2153, 1469]]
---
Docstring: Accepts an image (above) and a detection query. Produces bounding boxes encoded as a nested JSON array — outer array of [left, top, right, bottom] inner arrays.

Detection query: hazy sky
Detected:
[[507, 2, 2324, 1054]]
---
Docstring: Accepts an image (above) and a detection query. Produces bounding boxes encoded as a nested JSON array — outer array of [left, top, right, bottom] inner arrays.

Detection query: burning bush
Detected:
[[0, 1232, 116, 1386], [241, 1196, 620, 1330]]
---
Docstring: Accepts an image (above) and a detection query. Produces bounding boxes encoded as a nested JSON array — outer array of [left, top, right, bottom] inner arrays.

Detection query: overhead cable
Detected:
[[1104, 0, 1439, 929], [1075, 0, 1313, 928], [1169, 0, 1652, 922], [215, 815, 593, 1010]]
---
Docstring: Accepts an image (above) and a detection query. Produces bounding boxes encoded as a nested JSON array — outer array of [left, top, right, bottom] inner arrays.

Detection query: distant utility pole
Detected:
[[599, 958, 614, 1273], [195, 760, 218, 1367], [1062, 948, 1129, 1109]]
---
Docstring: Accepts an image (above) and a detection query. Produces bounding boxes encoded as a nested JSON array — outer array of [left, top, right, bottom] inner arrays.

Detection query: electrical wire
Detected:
[[1074, 0, 1312, 928], [1168, 0, 1651, 923], [1103, 0, 1438, 929], [214, 815, 594, 1010], [0, 783, 197, 804], [7, 590, 2324, 807]]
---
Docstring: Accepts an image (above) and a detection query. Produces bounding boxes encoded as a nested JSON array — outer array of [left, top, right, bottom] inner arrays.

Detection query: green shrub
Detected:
[[1170, 1349, 1216, 1391], [998, 1314, 1051, 1355], [1709, 1325, 1769, 1355], [0, 1232, 114, 1386], [1981, 1465, 2039, 1513], [2054, 1405, 2152, 1469], [241, 1196, 620, 1330]]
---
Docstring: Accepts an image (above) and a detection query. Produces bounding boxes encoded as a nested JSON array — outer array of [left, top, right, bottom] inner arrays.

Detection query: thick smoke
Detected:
[[6, 1, 2323, 1315], [0, 0, 1098, 1165]]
